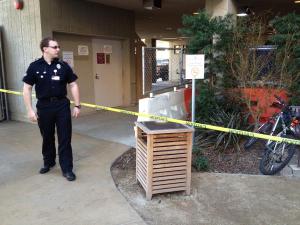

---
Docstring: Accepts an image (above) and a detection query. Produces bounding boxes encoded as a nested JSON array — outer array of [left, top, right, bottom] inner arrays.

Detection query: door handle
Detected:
[[95, 74, 100, 79]]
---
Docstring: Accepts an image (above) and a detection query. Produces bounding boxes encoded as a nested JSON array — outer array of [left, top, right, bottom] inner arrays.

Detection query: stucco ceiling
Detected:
[[86, 0, 300, 40]]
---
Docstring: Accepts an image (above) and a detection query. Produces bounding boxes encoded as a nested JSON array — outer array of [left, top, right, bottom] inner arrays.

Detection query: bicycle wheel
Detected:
[[259, 135, 296, 175], [244, 122, 273, 150]]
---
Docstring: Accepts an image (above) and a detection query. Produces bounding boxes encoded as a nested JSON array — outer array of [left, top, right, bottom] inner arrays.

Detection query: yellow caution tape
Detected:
[[0, 89, 23, 96], [1, 88, 300, 145]]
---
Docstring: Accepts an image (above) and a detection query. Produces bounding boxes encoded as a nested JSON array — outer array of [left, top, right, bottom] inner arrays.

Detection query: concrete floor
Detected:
[[0, 121, 145, 225], [73, 108, 137, 147]]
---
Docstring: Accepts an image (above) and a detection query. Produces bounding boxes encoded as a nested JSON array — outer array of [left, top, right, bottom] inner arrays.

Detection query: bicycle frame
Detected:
[[265, 110, 291, 146]]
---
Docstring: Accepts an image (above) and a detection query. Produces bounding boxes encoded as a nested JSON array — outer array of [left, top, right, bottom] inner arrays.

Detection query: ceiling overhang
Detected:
[[86, 0, 300, 40]]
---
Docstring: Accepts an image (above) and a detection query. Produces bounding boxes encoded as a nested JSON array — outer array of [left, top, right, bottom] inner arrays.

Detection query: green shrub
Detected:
[[192, 147, 209, 171], [194, 81, 219, 123], [194, 155, 209, 171], [195, 108, 247, 153], [178, 11, 234, 77], [269, 13, 300, 105]]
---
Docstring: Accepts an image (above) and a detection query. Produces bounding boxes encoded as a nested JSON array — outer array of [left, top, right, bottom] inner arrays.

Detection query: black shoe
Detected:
[[63, 171, 76, 181], [39, 162, 56, 174]]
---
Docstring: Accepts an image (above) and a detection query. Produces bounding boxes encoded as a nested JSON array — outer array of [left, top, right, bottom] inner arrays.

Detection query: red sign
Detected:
[[97, 53, 105, 64]]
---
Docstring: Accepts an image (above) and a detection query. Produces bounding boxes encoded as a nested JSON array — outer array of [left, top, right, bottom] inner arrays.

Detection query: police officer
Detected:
[[23, 37, 80, 181]]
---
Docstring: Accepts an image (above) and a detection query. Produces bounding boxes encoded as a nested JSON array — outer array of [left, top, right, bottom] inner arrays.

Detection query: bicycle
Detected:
[[244, 95, 285, 150], [258, 95, 300, 175]]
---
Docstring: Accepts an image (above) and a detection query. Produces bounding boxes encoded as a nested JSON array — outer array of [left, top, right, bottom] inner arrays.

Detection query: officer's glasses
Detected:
[[48, 45, 60, 49]]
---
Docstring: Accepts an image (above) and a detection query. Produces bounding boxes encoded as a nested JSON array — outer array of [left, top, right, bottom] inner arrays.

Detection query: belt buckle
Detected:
[[50, 97, 58, 102]]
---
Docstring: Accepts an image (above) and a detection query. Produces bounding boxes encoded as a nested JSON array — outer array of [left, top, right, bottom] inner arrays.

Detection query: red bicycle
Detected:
[[244, 95, 285, 150]]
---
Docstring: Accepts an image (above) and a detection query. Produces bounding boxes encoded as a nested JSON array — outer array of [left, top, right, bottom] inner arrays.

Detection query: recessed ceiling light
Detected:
[[237, 13, 248, 17], [295, 0, 300, 3], [193, 12, 199, 15], [161, 37, 178, 40]]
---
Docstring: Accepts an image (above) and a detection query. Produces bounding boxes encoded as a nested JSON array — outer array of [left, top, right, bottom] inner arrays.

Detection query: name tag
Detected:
[[51, 76, 60, 81]]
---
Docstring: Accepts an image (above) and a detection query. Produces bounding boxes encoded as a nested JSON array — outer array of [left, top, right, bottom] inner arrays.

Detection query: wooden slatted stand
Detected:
[[135, 121, 194, 200]]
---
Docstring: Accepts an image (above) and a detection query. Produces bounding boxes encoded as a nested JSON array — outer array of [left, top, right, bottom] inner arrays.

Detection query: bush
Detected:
[[194, 155, 209, 171], [194, 81, 219, 123], [269, 13, 300, 105], [196, 109, 247, 152], [179, 11, 234, 77], [192, 147, 209, 171]]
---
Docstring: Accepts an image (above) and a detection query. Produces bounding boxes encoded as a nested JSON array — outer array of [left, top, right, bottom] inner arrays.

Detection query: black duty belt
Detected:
[[39, 96, 66, 102]]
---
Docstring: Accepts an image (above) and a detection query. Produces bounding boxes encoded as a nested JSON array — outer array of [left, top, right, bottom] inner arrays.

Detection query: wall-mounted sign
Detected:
[[97, 53, 105, 64], [78, 45, 89, 56], [103, 45, 112, 54], [185, 54, 205, 79], [62, 51, 74, 68]]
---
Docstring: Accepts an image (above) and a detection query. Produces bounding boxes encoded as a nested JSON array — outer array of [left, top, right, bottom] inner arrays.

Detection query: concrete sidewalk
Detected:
[[73, 109, 137, 147], [0, 121, 146, 225]]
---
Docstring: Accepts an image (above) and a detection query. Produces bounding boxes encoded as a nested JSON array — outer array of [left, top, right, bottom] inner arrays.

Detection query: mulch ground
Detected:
[[200, 140, 264, 174]]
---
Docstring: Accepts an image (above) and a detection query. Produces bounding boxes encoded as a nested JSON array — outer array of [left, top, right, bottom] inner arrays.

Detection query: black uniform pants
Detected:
[[37, 98, 73, 173]]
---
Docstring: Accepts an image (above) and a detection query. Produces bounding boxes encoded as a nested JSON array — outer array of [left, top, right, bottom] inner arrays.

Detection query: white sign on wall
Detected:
[[78, 45, 89, 56], [62, 51, 74, 68], [103, 45, 112, 54], [185, 54, 205, 79]]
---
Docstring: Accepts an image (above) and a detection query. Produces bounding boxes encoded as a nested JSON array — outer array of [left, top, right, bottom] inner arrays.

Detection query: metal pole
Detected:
[[191, 79, 196, 123], [142, 46, 145, 95], [179, 48, 184, 85], [191, 79, 196, 144]]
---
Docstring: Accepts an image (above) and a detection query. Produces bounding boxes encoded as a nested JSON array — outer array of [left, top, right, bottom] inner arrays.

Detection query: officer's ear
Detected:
[[42, 46, 47, 53]]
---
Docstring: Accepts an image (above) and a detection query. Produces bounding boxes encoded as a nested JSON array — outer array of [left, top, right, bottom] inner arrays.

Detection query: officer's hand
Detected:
[[28, 110, 38, 122], [72, 107, 80, 118]]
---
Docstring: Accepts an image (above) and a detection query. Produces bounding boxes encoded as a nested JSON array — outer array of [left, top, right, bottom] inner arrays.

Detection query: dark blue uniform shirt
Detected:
[[23, 57, 78, 100]]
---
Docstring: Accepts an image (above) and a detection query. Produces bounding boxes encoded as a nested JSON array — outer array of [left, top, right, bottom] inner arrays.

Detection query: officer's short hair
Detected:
[[40, 37, 57, 52]]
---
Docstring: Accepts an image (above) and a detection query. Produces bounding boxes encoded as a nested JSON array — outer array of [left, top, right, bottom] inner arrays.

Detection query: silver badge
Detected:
[[56, 64, 61, 69], [40, 75, 44, 78], [36, 71, 39, 74], [43, 71, 46, 74]]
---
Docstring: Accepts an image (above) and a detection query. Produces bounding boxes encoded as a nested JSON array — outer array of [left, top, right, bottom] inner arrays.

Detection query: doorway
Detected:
[[92, 39, 123, 107]]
